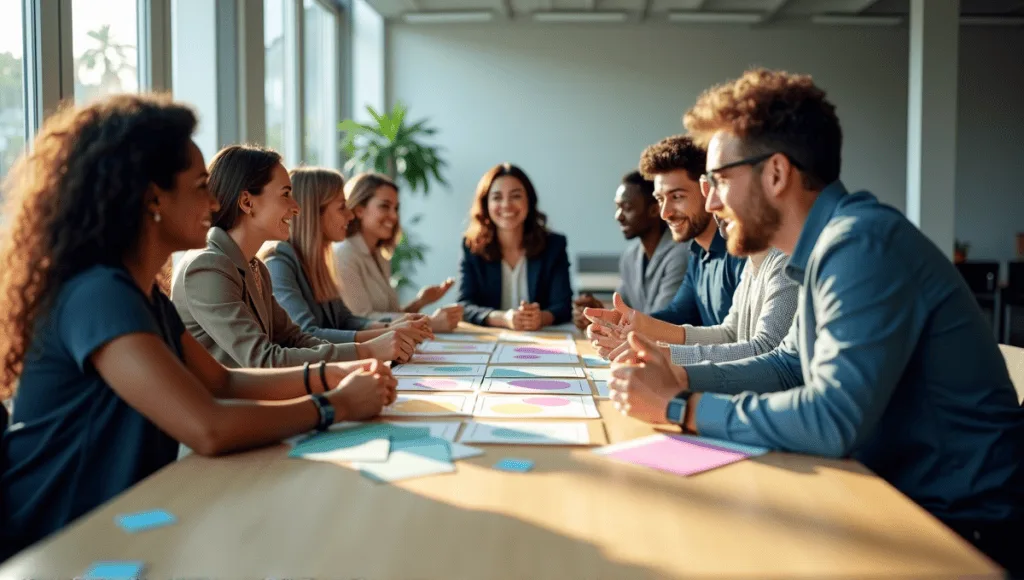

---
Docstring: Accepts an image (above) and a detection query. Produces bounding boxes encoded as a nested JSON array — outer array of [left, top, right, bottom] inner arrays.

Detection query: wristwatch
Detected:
[[310, 393, 335, 431], [665, 391, 693, 426]]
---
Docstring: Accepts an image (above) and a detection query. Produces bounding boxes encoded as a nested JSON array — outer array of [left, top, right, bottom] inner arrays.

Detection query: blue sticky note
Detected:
[[81, 561, 145, 579], [115, 509, 176, 533], [494, 458, 535, 472]]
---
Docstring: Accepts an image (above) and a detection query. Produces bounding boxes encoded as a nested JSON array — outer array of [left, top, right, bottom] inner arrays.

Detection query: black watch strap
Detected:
[[311, 394, 335, 431]]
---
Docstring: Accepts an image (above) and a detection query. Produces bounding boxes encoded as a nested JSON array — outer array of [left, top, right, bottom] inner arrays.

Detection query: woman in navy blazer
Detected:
[[458, 163, 573, 329]]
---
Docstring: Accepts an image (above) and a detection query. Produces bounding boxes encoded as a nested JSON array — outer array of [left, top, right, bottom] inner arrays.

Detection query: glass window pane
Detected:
[[265, 0, 286, 154], [0, 0, 26, 179], [303, 0, 336, 167], [73, 0, 139, 102]]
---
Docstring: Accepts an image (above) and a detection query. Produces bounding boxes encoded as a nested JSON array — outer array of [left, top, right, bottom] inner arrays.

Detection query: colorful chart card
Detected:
[[396, 376, 481, 392], [460, 420, 593, 446], [472, 394, 600, 419], [485, 366, 586, 379], [432, 333, 495, 342], [392, 364, 486, 377], [384, 420, 462, 442], [382, 393, 477, 417], [582, 354, 610, 367], [498, 331, 576, 344], [480, 378, 592, 395], [593, 380, 610, 399], [490, 343, 580, 364], [416, 341, 496, 354], [593, 434, 767, 477], [587, 368, 612, 381], [407, 353, 492, 365]]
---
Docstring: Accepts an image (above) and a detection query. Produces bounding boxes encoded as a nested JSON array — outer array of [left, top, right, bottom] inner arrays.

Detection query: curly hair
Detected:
[[683, 68, 842, 190], [638, 135, 707, 182], [0, 94, 197, 400], [209, 145, 283, 231], [464, 163, 549, 262]]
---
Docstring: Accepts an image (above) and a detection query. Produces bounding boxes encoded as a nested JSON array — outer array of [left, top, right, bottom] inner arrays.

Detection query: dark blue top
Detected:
[[689, 182, 1024, 522], [457, 232, 574, 326], [1, 266, 184, 560], [651, 231, 746, 327]]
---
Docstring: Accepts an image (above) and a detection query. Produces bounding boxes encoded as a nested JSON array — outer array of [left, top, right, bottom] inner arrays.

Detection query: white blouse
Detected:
[[500, 258, 529, 311]]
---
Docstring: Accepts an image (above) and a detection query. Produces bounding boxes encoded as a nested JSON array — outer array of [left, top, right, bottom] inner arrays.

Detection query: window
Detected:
[[351, 0, 384, 124], [265, 0, 287, 155], [0, 0, 26, 178], [303, 0, 337, 167], [72, 0, 139, 103]]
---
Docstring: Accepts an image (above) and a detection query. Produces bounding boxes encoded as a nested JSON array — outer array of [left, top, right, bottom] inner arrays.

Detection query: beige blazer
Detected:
[[172, 227, 359, 368], [332, 235, 403, 319]]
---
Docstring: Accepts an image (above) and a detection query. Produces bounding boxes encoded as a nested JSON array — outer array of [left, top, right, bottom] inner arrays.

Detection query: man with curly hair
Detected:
[[609, 69, 1024, 576]]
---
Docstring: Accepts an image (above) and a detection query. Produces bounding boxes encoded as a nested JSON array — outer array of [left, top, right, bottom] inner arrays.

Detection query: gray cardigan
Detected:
[[260, 241, 374, 343], [171, 227, 359, 368], [617, 229, 690, 314]]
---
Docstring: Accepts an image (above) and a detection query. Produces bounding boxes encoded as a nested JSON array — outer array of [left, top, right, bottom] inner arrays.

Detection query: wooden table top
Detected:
[[0, 328, 1001, 579]]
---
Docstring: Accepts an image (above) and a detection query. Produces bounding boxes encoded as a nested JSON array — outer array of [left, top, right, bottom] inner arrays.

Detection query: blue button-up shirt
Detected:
[[688, 182, 1024, 521], [651, 230, 745, 327]]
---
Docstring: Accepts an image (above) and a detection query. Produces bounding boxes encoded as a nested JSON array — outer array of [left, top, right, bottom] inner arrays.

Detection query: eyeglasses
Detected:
[[699, 152, 801, 195]]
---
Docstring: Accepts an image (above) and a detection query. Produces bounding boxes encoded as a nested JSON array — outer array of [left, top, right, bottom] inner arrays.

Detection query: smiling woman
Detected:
[[170, 145, 367, 368]]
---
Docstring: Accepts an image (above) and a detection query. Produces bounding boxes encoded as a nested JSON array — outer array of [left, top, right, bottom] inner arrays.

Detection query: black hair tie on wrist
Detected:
[[318, 361, 329, 393], [302, 362, 312, 395]]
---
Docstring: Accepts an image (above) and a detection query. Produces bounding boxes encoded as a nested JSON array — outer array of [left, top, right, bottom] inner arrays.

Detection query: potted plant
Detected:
[[338, 103, 448, 292], [954, 239, 970, 264]]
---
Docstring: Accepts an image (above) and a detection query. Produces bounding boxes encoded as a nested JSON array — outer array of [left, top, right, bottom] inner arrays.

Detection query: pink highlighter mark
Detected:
[[514, 346, 565, 355], [413, 379, 459, 389], [514, 354, 541, 360], [416, 355, 446, 362], [522, 396, 571, 407], [508, 380, 570, 391]]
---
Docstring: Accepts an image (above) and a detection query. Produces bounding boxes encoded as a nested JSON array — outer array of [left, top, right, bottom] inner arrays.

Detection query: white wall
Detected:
[[386, 22, 1022, 291], [955, 27, 1024, 267], [352, 0, 386, 122]]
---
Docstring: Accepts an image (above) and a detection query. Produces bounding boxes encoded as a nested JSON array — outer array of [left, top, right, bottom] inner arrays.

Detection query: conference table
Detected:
[[0, 326, 1003, 579]]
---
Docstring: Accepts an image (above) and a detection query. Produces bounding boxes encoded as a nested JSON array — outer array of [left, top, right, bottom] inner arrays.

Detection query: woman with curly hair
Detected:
[[457, 163, 573, 330], [0, 95, 395, 560], [258, 167, 433, 359], [333, 172, 463, 331]]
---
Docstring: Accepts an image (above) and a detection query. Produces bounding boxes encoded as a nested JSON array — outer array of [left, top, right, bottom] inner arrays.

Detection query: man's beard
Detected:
[[668, 211, 712, 243], [724, 181, 781, 256]]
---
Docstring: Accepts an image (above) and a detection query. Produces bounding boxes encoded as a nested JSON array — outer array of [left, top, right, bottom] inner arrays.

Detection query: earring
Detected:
[[153, 211, 162, 223]]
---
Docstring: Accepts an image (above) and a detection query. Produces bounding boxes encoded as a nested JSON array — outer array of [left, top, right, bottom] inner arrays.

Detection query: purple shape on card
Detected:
[[605, 435, 748, 476], [508, 379, 570, 391], [522, 396, 571, 407], [514, 354, 542, 360], [514, 346, 564, 355], [413, 379, 459, 389]]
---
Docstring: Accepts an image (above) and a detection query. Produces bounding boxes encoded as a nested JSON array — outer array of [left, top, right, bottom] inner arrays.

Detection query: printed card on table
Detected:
[[431, 333, 495, 343], [472, 394, 600, 419], [485, 366, 586, 379], [587, 368, 612, 382], [382, 393, 477, 417], [391, 364, 487, 377], [498, 331, 576, 345], [396, 376, 481, 392], [416, 340, 496, 354], [460, 420, 594, 446], [490, 343, 580, 365], [593, 380, 610, 399], [407, 353, 492, 365], [480, 377, 592, 395]]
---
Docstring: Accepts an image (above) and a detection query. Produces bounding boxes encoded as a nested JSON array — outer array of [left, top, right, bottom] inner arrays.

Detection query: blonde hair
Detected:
[[344, 172, 401, 255], [287, 167, 345, 303]]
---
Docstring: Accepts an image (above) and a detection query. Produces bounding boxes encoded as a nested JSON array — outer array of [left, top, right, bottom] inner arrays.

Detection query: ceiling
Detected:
[[369, 0, 1024, 25]]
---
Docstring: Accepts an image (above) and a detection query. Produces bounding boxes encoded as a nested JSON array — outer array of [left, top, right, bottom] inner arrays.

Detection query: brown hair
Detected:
[[683, 68, 842, 191], [638, 135, 707, 182], [344, 172, 401, 254], [284, 167, 344, 303], [208, 145, 283, 231], [0, 94, 197, 400], [464, 163, 548, 262]]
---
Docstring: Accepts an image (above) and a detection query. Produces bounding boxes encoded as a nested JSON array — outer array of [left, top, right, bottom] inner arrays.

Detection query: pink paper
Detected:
[[604, 435, 748, 476]]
